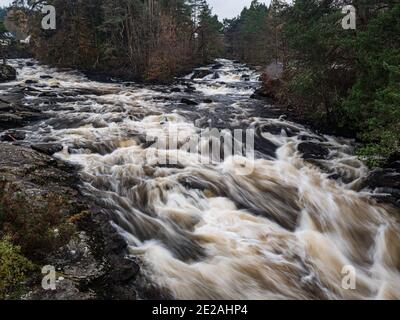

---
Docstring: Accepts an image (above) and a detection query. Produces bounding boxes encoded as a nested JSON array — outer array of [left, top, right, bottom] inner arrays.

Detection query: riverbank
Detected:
[[0, 141, 144, 299], [0, 83, 141, 299]]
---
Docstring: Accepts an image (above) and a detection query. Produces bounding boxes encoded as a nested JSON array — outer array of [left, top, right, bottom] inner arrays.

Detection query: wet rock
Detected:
[[0, 130, 26, 141], [203, 99, 213, 104], [363, 169, 400, 189], [26, 61, 35, 67], [260, 123, 300, 137], [191, 69, 213, 80], [0, 64, 17, 82], [170, 87, 181, 93], [0, 113, 24, 128], [109, 257, 140, 282], [181, 98, 198, 106], [212, 72, 220, 80], [31, 143, 64, 155], [298, 142, 330, 160], [25, 79, 39, 85], [212, 63, 224, 70], [241, 74, 250, 81], [38, 91, 58, 98], [40, 75, 54, 79]]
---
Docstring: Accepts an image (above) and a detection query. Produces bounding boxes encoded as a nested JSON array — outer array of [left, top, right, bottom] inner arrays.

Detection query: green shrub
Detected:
[[0, 236, 35, 299]]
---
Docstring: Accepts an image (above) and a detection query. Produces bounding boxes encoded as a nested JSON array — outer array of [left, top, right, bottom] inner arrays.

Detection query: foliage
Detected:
[[0, 180, 75, 261], [22, 0, 223, 82], [0, 236, 35, 299]]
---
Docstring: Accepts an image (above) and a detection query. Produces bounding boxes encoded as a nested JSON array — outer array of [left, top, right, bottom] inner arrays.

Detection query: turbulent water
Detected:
[[2, 59, 400, 300]]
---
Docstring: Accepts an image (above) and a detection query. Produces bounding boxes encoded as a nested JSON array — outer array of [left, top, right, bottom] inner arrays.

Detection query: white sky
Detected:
[[208, 0, 271, 19], [0, 0, 279, 19]]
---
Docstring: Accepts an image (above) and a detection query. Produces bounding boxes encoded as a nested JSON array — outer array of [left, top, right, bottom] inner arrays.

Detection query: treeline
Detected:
[[225, 0, 399, 166], [12, 0, 223, 82]]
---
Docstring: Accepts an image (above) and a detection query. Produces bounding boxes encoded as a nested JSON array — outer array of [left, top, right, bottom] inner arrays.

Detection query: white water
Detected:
[[2, 59, 400, 299]]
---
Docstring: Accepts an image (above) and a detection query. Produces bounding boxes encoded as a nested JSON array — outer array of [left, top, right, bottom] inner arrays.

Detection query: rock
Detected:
[[31, 143, 64, 155], [212, 63, 224, 70], [181, 98, 198, 106], [40, 75, 54, 79], [363, 169, 400, 189], [38, 91, 58, 98], [203, 99, 213, 104], [212, 72, 220, 80], [0, 130, 26, 141], [190, 69, 213, 80], [25, 79, 38, 85], [170, 87, 181, 93], [0, 64, 17, 82], [298, 142, 330, 159], [26, 61, 35, 67], [184, 87, 196, 93], [0, 113, 24, 128], [241, 74, 250, 81], [109, 257, 140, 282]]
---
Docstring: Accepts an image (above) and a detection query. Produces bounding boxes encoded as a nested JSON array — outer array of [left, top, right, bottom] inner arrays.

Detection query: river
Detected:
[[1, 58, 400, 299]]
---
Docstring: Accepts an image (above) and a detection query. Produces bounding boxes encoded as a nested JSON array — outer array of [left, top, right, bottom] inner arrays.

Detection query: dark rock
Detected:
[[203, 99, 213, 104], [25, 79, 39, 85], [0, 64, 17, 82], [191, 69, 213, 80], [298, 142, 330, 159], [40, 75, 54, 79], [170, 87, 181, 93], [181, 98, 199, 106], [212, 63, 224, 70], [38, 91, 58, 98], [109, 257, 140, 282], [31, 143, 64, 155], [364, 169, 400, 189], [241, 74, 250, 81], [0, 130, 26, 141], [0, 113, 24, 129], [184, 87, 196, 93], [26, 61, 35, 67], [212, 72, 220, 80]]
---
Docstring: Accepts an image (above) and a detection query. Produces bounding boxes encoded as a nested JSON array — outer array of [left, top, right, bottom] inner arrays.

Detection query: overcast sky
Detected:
[[0, 0, 275, 19], [208, 0, 271, 19]]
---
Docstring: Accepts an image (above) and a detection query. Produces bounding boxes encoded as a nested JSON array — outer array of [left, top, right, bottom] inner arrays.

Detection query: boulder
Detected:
[[0, 64, 17, 82], [181, 98, 198, 106], [31, 143, 64, 155], [363, 169, 400, 189], [40, 74, 54, 79], [25, 79, 39, 85], [190, 69, 213, 80], [212, 63, 224, 70], [212, 72, 220, 80], [298, 142, 330, 160], [0, 130, 26, 141]]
